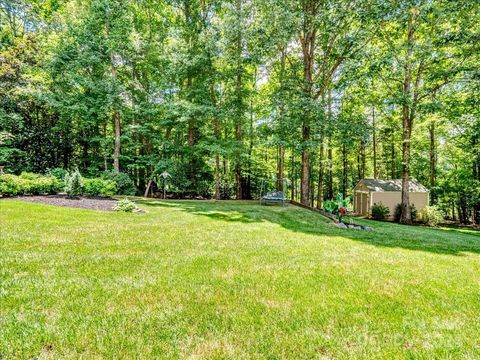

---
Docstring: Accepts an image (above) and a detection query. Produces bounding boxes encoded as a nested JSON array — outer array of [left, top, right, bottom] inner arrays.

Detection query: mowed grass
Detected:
[[1, 199, 479, 359]]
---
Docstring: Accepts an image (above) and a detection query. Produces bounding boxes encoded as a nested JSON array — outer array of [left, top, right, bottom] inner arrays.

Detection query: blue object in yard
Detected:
[[261, 191, 287, 206]]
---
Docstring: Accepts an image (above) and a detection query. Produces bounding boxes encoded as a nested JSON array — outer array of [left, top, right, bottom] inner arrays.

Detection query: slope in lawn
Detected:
[[1, 199, 479, 359]]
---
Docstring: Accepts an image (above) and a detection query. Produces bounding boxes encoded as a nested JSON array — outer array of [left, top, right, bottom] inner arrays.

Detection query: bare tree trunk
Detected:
[[391, 129, 396, 179], [316, 137, 324, 209], [342, 143, 347, 198], [372, 106, 378, 178], [234, 0, 244, 200], [107, 23, 121, 172], [327, 145, 333, 199], [299, 0, 317, 206], [291, 151, 295, 201], [113, 110, 121, 172], [400, 10, 416, 224], [277, 145, 284, 191], [276, 47, 286, 193], [215, 155, 221, 200], [429, 120, 436, 204]]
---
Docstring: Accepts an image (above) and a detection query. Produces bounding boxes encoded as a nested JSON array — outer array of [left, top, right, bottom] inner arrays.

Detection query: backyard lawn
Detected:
[[1, 199, 479, 359]]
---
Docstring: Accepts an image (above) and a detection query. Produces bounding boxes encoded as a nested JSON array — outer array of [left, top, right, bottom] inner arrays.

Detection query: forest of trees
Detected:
[[1, 0, 479, 224]]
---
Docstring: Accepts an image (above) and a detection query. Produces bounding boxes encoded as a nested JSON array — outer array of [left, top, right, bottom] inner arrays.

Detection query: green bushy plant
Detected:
[[47, 167, 67, 180], [64, 169, 84, 198], [323, 194, 351, 222], [0, 174, 21, 196], [113, 198, 140, 212], [101, 171, 136, 195], [323, 200, 338, 214], [418, 206, 444, 226], [83, 178, 117, 197], [371, 202, 390, 221], [0, 173, 62, 196], [394, 203, 417, 222]]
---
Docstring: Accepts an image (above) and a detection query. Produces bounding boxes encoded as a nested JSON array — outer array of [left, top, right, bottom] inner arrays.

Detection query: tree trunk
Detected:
[[316, 138, 324, 209], [277, 145, 284, 191], [113, 111, 121, 172], [372, 106, 378, 178], [400, 10, 416, 224], [276, 47, 286, 193], [234, 0, 244, 200], [291, 151, 295, 201], [299, 0, 316, 206], [391, 128, 396, 179], [211, 80, 221, 200], [342, 143, 347, 198], [327, 145, 333, 200], [429, 120, 436, 204], [111, 54, 121, 172]]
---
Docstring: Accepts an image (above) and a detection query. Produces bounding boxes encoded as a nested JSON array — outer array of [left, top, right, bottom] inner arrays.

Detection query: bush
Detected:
[[113, 198, 139, 212], [83, 178, 117, 197], [323, 200, 338, 214], [0, 173, 62, 196], [47, 167, 67, 180], [394, 203, 417, 222], [371, 202, 390, 220], [101, 171, 136, 195], [0, 174, 21, 196], [418, 206, 444, 226], [64, 169, 84, 197]]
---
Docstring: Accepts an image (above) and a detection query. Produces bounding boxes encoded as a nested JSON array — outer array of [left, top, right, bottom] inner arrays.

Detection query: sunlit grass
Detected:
[[1, 199, 479, 359]]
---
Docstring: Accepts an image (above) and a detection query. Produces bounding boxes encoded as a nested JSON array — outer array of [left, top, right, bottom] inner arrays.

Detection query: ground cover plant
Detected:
[[1, 199, 479, 359]]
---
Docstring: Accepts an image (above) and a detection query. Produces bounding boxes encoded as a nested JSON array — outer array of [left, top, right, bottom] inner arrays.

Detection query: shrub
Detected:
[[418, 206, 444, 226], [0, 174, 21, 196], [64, 169, 84, 197], [323, 194, 351, 222], [394, 203, 418, 222], [323, 200, 338, 214], [371, 202, 390, 221], [0, 173, 62, 196], [101, 171, 136, 195], [113, 198, 139, 212], [47, 167, 67, 180], [83, 178, 117, 197]]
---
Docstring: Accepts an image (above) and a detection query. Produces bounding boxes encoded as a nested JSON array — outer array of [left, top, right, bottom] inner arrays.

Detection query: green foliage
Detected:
[[371, 203, 390, 221], [47, 168, 67, 180], [83, 178, 117, 198], [101, 171, 136, 196], [418, 206, 444, 227], [113, 198, 139, 212], [323, 194, 351, 221], [323, 200, 338, 214], [0, 0, 478, 224], [0, 173, 62, 196], [64, 169, 84, 198]]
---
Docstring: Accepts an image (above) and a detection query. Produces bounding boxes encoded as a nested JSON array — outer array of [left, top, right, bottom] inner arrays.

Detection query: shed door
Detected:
[[361, 193, 368, 215]]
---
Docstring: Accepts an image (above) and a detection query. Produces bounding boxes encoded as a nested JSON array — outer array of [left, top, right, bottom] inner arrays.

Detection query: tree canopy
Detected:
[[1, 0, 479, 224]]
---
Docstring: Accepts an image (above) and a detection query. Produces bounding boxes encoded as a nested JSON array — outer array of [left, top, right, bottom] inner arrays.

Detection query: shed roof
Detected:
[[357, 179, 428, 192]]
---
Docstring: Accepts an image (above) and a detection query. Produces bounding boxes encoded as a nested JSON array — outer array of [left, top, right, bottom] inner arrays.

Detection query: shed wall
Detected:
[[371, 192, 428, 218]]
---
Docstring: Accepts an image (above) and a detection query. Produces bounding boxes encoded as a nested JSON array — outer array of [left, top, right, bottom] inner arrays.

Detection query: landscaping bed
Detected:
[[2, 195, 118, 211]]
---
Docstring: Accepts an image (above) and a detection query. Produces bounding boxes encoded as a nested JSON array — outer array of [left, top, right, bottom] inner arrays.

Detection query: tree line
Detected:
[[1, 0, 479, 224]]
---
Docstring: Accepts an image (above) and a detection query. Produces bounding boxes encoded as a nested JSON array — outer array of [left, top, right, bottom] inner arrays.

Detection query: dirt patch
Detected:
[[2, 195, 118, 211]]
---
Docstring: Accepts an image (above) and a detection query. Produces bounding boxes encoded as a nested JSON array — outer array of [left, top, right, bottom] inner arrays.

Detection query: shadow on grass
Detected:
[[135, 199, 480, 256]]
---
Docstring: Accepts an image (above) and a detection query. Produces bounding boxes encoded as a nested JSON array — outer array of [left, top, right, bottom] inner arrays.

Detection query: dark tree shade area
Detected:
[[1, 0, 479, 223]]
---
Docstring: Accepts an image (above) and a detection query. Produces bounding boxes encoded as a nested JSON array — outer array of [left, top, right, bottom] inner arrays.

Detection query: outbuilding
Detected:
[[353, 179, 429, 218]]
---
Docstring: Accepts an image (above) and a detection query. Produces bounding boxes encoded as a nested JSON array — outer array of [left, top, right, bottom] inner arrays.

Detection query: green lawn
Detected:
[[1, 199, 479, 359]]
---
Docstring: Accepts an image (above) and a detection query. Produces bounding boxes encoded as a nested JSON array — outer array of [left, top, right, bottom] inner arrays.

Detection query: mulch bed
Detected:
[[2, 195, 118, 211]]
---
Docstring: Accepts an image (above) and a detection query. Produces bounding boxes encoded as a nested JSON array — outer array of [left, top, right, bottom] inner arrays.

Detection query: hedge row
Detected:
[[0, 173, 62, 196], [0, 172, 117, 197]]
